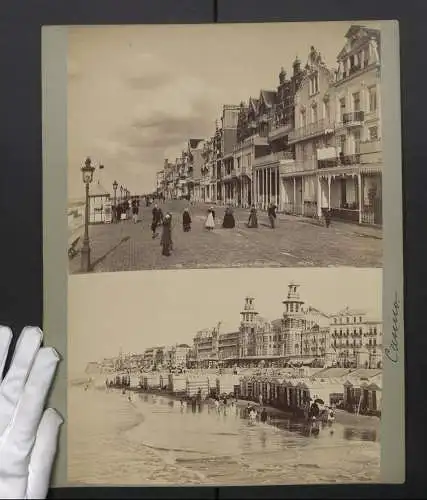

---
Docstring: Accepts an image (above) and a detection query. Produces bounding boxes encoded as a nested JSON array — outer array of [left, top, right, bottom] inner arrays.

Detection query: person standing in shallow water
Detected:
[[205, 206, 215, 231], [182, 208, 192, 232], [247, 205, 258, 228], [161, 213, 173, 256], [267, 202, 277, 229]]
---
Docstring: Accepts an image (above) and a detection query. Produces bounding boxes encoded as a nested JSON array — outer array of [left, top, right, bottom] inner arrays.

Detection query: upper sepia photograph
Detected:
[[67, 22, 384, 274]]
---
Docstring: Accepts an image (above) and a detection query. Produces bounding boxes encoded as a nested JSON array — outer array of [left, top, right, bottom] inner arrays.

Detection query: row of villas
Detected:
[[156, 25, 383, 226], [130, 282, 382, 373]]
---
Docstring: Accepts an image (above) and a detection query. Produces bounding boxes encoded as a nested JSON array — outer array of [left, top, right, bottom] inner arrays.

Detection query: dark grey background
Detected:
[[0, 0, 425, 498]]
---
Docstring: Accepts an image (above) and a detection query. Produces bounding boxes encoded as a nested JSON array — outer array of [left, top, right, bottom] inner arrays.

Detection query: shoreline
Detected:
[[99, 384, 380, 431]]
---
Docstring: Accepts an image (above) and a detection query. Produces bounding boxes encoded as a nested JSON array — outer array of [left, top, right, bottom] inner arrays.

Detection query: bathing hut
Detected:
[[130, 374, 140, 389], [216, 374, 240, 396], [239, 375, 254, 400], [259, 376, 275, 404], [142, 373, 161, 391], [281, 378, 299, 409], [159, 373, 166, 391], [186, 375, 209, 398], [343, 379, 382, 415], [168, 374, 187, 394]]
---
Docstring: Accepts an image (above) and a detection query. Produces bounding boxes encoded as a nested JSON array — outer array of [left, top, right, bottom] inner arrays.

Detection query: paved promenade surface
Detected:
[[68, 200, 382, 274]]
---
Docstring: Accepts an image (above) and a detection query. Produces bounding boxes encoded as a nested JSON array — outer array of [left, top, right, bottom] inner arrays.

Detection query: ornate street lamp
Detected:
[[120, 185, 123, 202], [112, 180, 118, 223], [81, 157, 95, 272]]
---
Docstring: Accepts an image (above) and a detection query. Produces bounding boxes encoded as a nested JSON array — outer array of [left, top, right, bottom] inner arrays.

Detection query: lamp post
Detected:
[[81, 157, 95, 272], [113, 180, 118, 222], [120, 185, 123, 203]]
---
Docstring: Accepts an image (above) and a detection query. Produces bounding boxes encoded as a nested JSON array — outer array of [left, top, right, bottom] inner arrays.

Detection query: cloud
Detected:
[[69, 49, 223, 196]]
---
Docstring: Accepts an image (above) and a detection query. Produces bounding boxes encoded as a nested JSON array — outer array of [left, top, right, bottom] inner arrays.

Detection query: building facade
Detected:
[[189, 281, 382, 369], [330, 307, 382, 368], [155, 23, 382, 227], [324, 24, 382, 225], [192, 325, 220, 368], [285, 46, 336, 217]]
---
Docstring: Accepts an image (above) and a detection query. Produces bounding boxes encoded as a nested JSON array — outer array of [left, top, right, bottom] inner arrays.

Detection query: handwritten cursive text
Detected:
[[385, 292, 400, 363]]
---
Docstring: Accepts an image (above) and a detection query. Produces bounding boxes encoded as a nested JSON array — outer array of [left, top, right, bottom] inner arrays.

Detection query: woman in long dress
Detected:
[[161, 213, 173, 256], [205, 207, 215, 230], [182, 208, 192, 232], [222, 206, 236, 228], [247, 205, 258, 228]]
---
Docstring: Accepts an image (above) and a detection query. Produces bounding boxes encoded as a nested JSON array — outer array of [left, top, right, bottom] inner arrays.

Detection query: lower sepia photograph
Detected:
[[67, 267, 383, 486]]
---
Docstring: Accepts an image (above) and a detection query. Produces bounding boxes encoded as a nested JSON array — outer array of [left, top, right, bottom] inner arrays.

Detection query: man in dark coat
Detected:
[[267, 202, 277, 229], [160, 213, 172, 256], [247, 205, 258, 228], [182, 208, 192, 232], [151, 204, 163, 238]]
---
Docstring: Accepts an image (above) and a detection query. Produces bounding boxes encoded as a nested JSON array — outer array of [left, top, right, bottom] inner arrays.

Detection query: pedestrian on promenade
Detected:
[[160, 213, 173, 256], [131, 199, 139, 223], [182, 208, 192, 232], [115, 204, 122, 222], [323, 208, 332, 228], [247, 205, 258, 228], [267, 202, 277, 229], [151, 203, 164, 239], [205, 207, 215, 231], [222, 206, 236, 228]]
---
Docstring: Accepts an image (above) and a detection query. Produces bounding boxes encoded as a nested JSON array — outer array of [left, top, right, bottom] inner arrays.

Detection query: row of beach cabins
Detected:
[[111, 367, 382, 417]]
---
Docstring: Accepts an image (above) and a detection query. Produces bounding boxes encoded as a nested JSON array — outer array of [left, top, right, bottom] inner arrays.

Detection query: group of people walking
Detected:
[[204, 202, 277, 231], [112, 199, 280, 258], [112, 198, 140, 223]]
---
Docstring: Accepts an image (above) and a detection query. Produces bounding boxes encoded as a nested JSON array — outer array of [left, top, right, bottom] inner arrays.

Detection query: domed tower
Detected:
[[292, 56, 301, 77], [282, 282, 306, 359], [279, 66, 287, 85], [240, 296, 258, 358]]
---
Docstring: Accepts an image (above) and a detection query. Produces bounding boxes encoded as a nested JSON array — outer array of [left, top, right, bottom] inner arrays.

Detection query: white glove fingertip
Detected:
[[26, 408, 63, 500], [43, 407, 64, 427], [0, 326, 13, 375], [20, 326, 44, 346]]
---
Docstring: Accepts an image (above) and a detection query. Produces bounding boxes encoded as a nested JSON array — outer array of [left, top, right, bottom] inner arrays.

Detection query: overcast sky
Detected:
[[68, 267, 382, 374], [67, 21, 382, 200]]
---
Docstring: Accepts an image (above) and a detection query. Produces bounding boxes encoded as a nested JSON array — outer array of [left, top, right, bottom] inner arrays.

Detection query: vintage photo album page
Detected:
[[42, 20, 404, 487]]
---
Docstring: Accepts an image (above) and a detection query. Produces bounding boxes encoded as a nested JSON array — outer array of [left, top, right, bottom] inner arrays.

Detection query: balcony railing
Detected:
[[317, 154, 361, 169], [254, 151, 294, 167], [359, 139, 381, 155], [342, 111, 364, 126], [279, 159, 317, 175], [288, 118, 334, 143], [269, 122, 292, 140]]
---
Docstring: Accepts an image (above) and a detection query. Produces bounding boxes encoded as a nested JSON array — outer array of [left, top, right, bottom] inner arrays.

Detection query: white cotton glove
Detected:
[[0, 326, 62, 499]]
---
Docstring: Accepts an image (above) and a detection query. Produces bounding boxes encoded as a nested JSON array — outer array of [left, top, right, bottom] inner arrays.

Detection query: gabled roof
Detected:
[[306, 306, 330, 317], [188, 138, 204, 149], [91, 180, 110, 196], [312, 367, 352, 379], [350, 368, 382, 380], [260, 89, 277, 108], [334, 307, 367, 317], [248, 97, 259, 113], [344, 24, 380, 41]]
